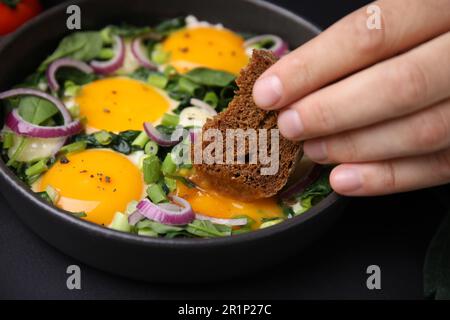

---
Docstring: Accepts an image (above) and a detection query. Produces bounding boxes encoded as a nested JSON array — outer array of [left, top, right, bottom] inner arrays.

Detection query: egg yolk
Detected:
[[38, 149, 144, 226], [162, 27, 249, 75], [75, 77, 170, 132], [175, 176, 284, 229]]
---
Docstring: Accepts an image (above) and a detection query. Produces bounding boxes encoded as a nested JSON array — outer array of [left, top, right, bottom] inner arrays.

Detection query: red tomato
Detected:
[[0, 0, 42, 35]]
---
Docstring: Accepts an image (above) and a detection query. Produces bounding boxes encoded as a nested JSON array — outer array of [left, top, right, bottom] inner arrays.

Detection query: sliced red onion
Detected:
[[128, 211, 144, 226], [131, 36, 158, 70], [136, 196, 195, 225], [0, 88, 82, 138], [90, 36, 125, 75], [244, 35, 289, 58], [143, 122, 183, 147], [189, 128, 200, 143], [279, 165, 323, 200], [190, 98, 217, 116], [46, 58, 93, 92], [195, 214, 248, 226], [6, 109, 82, 138]]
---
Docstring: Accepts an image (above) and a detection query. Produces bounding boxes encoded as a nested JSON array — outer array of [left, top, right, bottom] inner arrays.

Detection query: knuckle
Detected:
[[302, 97, 337, 135], [433, 149, 450, 180], [391, 59, 429, 107], [414, 109, 450, 150], [334, 132, 360, 162], [288, 55, 314, 93], [351, 9, 386, 55], [381, 161, 397, 191]]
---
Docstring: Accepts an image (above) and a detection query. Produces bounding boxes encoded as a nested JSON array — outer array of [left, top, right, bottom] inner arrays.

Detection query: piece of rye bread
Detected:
[[193, 50, 303, 201]]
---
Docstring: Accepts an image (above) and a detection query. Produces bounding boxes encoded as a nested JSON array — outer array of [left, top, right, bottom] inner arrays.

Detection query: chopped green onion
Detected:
[[37, 191, 52, 204], [100, 27, 113, 45], [178, 77, 200, 95], [138, 228, 158, 237], [203, 91, 219, 108], [161, 153, 177, 175], [144, 140, 159, 155], [132, 131, 150, 148], [67, 103, 80, 118], [143, 154, 161, 184], [2, 132, 14, 149], [164, 65, 177, 77], [151, 44, 170, 64], [7, 137, 27, 166], [164, 177, 177, 192], [125, 200, 139, 215], [60, 141, 87, 154], [260, 218, 283, 229], [45, 185, 59, 204], [45, 185, 60, 205], [146, 183, 168, 203], [109, 212, 131, 232], [25, 159, 48, 177], [94, 130, 112, 145], [161, 113, 179, 127], [147, 73, 169, 89], [72, 212, 87, 218], [64, 81, 81, 97], [97, 48, 115, 60]]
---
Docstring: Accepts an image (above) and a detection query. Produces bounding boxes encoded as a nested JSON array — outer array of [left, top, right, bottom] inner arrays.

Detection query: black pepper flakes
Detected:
[[60, 156, 70, 164]]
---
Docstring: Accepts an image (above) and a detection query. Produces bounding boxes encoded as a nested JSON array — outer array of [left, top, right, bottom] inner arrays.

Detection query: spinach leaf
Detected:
[[185, 68, 236, 87], [130, 67, 153, 82], [56, 67, 97, 85], [186, 220, 232, 238], [18, 96, 58, 125], [107, 24, 155, 38], [72, 130, 141, 155], [136, 220, 183, 234], [293, 168, 333, 216], [40, 31, 103, 71], [155, 17, 186, 35]]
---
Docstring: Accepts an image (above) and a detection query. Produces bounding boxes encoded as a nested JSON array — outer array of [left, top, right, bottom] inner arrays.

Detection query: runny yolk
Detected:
[[75, 77, 170, 132], [175, 176, 284, 229], [37, 149, 144, 226], [162, 27, 249, 75]]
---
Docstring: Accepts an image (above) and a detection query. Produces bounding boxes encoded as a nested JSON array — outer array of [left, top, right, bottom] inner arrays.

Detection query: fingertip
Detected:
[[277, 108, 304, 140], [330, 165, 363, 195], [252, 74, 283, 109]]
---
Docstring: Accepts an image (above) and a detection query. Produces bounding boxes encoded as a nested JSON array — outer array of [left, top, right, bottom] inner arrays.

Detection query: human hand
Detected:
[[253, 0, 450, 196]]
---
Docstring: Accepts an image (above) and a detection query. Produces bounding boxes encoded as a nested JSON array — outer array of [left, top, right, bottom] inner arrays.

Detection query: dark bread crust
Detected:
[[194, 50, 303, 201]]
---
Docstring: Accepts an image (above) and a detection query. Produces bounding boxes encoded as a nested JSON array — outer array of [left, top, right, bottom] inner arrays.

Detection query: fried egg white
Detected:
[[162, 17, 249, 75], [66, 77, 178, 133], [33, 149, 146, 226]]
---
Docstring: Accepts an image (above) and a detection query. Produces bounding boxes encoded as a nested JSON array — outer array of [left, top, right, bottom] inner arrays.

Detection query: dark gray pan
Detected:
[[0, 0, 346, 283]]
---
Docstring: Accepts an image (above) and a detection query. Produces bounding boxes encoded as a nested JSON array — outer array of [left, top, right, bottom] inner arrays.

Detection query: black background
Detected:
[[0, 0, 446, 300]]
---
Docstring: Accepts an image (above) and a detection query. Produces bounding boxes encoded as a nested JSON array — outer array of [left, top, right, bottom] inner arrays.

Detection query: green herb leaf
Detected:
[[107, 24, 155, 38], [136, 220, 183, 234], [186, 220, 232, 238], [185, 68, 236, 87], [154, 17, 186, 35], [40, 31, 103, 71], [18, 96, 58, 125]]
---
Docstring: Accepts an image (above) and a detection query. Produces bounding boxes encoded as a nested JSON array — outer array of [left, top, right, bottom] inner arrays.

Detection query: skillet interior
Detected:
[[0, 0, 346, 282]]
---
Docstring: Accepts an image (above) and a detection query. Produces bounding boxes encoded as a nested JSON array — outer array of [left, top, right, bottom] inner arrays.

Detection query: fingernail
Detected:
[[304, 140, 327, 162], [253, 75, 283, 109], [332, 167, 362, 193], [278, 109, 304, 139]]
